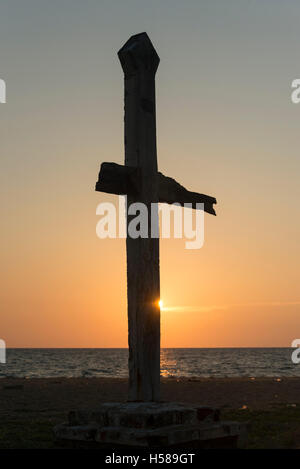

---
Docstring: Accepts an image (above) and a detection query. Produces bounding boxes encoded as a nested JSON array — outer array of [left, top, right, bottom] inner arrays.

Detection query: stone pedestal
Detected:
[[54, 402, 247, 448]]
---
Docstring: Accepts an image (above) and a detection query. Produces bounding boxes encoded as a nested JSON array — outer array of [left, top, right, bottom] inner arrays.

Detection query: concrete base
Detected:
[[54, 402, 247, 448]]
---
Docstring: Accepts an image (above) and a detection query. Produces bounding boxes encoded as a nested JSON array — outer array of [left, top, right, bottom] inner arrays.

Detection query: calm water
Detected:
[[0, 348, 299, 379]]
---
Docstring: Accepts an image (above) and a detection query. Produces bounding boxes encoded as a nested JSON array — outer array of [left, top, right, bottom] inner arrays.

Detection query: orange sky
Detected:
[[1, 1, 300, 347]]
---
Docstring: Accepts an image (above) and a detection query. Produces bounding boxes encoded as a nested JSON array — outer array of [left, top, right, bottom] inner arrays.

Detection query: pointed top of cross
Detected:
[[118, 32, 160, 77]]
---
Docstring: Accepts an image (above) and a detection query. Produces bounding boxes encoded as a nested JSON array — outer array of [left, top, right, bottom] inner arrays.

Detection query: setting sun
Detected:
[[158, 300, 163, 309]]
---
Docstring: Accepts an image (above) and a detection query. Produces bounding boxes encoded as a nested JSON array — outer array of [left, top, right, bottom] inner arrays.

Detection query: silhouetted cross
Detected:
[[96, 33, 216, 401]]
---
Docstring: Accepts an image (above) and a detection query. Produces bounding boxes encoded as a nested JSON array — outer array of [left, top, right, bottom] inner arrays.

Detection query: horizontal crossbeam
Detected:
[[95, 162, 216, 215]]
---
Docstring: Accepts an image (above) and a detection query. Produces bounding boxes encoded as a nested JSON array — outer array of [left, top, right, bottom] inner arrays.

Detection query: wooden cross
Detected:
[[96, 33, 216, 402]]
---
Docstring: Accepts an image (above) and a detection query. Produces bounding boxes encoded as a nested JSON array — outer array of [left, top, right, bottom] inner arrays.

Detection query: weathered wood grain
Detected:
[[119, 32, 161, 402], [95, 162, 140, 196], [158, 173, 216, 215], [96, 163, 216, 215], [95, 32, 217, 403]]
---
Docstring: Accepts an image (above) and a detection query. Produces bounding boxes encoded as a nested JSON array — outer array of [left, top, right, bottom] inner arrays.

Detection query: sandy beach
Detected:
[[1, 376, 300, 416], [1, 377, 300, 448]]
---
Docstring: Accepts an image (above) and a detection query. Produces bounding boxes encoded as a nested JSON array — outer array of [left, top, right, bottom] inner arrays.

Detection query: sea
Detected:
[[0, 348, 299, 379]]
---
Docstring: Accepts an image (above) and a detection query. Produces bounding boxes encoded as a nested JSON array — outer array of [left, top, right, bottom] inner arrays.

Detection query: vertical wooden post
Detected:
[[118, 33, 160, 401]]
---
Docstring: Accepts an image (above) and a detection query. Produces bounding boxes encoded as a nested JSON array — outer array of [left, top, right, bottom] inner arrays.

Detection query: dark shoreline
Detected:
[[1, 377, 300, 448], [2, 376, 300, 411]]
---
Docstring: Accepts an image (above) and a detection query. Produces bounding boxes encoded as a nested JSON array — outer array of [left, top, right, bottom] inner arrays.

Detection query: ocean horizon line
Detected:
[[5, 346, 293, 350]]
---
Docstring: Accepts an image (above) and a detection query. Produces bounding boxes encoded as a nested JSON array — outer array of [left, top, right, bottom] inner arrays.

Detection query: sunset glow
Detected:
[[1, 2, 300, 348]]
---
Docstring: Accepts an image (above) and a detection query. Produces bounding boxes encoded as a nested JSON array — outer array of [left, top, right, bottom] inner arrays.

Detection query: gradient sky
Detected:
[[1, 0, 300, 347]]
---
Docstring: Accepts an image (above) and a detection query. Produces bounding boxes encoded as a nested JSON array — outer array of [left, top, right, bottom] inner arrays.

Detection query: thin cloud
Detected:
[[162, 305, 227, 313], [162, 301, 300, 313]]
